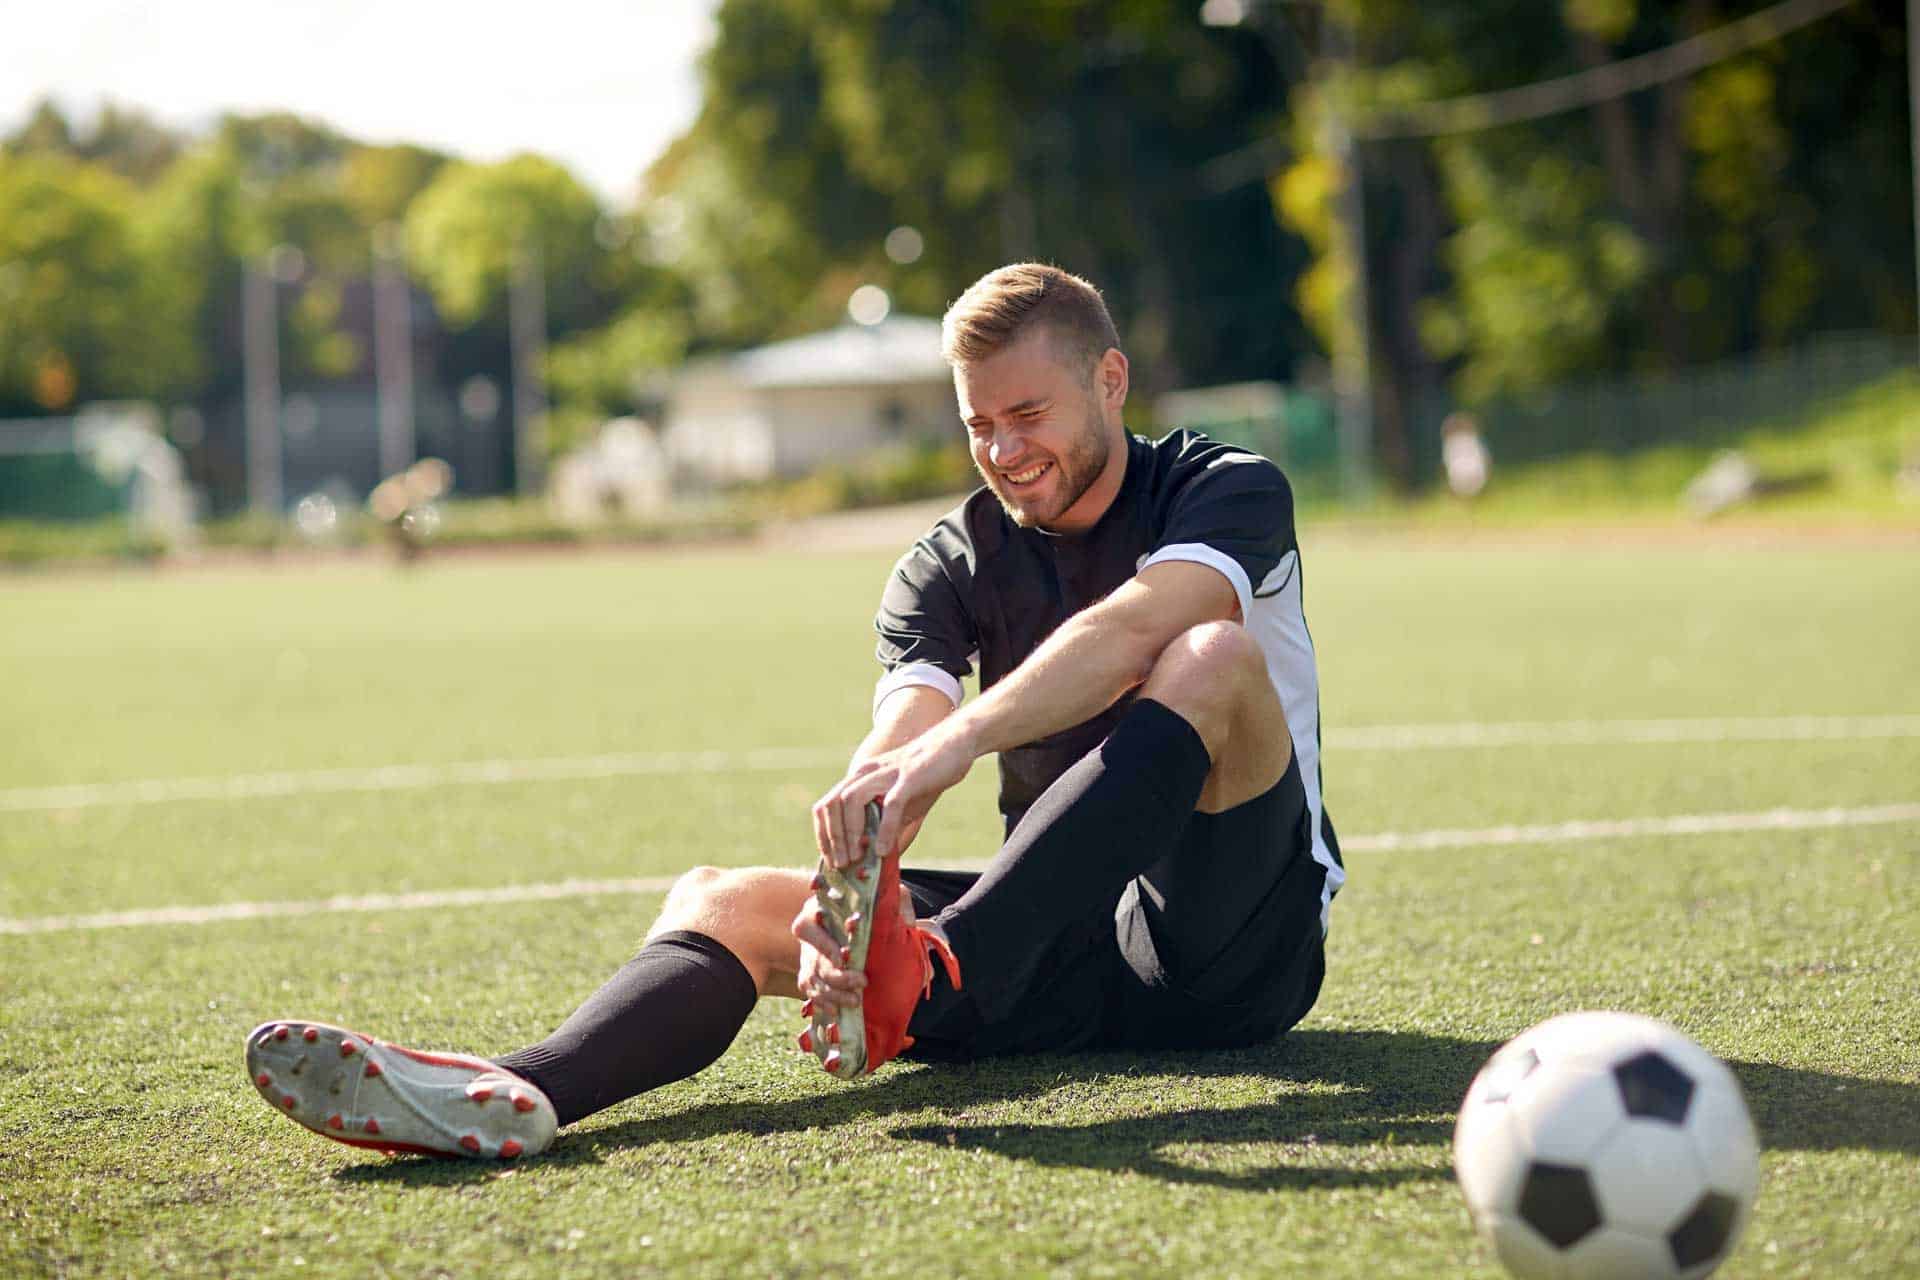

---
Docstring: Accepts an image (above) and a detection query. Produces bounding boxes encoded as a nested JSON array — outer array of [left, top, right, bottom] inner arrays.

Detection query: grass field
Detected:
[[2, 533, 1916, 1278]]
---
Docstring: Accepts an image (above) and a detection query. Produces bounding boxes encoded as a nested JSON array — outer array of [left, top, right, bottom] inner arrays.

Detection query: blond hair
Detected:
[[940, 263, 1121, 380]]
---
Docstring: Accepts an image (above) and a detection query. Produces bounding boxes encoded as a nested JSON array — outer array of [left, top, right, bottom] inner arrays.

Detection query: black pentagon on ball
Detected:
[[1669, 1190, 1740, 1268], [1482, 1047, 1541, 1104], [1518, 1162, 1602, 1249], [1613, 1050, 1695, 1125]]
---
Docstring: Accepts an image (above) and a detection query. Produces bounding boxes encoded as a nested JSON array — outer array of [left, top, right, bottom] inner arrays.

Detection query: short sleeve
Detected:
[[1139, 447, 1297, 620], [872, 535, 977, 715]]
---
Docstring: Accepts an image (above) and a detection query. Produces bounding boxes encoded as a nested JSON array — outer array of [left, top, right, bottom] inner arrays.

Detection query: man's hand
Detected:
[[790, 887, 916, 1009], [812, 721, 977, 870]]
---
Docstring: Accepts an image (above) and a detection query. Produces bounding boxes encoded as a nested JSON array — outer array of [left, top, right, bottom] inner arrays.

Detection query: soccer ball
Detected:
[[1453, 1011, 1760, 1279]]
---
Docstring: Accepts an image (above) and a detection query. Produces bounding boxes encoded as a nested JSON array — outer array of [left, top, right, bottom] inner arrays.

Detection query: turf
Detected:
[[1, 536, 1916, 1278]]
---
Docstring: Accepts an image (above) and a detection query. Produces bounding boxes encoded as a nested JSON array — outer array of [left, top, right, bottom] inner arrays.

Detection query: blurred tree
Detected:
[[341, 143, 450, 229], [1270, 0, 1912, 485], [404, 154, 609, 333], [659, 0, 1313, 394], [0, 154, 196, 414], [2, 98, 185, 183]]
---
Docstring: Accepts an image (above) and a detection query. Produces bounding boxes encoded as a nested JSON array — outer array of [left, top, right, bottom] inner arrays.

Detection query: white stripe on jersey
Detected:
[[873, 662, 965, 716], [1141, 544, 1341, 933]]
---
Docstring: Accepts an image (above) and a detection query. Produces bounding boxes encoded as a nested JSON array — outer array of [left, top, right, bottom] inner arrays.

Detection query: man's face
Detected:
[[953, 329, 1126, 533]]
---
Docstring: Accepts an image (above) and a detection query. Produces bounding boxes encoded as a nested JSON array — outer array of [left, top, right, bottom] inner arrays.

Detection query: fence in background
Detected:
[[1411, 331, 1911, 478]]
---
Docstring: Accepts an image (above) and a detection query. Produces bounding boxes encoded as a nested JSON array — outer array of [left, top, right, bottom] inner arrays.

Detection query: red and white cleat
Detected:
[[244, 1021, 556, 1160], [802, 801, 961, 1080]]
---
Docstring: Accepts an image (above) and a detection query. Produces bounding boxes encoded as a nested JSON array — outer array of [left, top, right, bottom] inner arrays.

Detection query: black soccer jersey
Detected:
[[873, 429, 1344, 929]]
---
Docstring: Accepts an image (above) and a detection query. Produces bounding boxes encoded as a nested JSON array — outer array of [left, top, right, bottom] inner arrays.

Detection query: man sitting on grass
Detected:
[[246, 263, 1345, 1160]]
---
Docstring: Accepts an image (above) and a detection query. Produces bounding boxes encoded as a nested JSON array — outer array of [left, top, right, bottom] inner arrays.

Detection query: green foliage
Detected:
[[0, 153, 197, 411], [1276, 0, 1914, 471], [663, 0, 1311, 388], [2, 97, 185, 184], [404, 155, 607, 332], [1418, 140, 1647, 402], [545, 306, 687, 419]]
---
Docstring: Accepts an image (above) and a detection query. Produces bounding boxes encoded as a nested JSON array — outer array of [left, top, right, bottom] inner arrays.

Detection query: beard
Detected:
[[978, 406, 1112, 530]]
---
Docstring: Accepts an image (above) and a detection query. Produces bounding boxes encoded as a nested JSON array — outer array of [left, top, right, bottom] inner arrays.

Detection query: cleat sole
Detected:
[[244, 1019, 557, 1162], [801, 802, 884, 1079]]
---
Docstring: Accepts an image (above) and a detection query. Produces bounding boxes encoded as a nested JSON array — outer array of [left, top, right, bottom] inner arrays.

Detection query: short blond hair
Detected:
[[940, 263, 1121, 379]]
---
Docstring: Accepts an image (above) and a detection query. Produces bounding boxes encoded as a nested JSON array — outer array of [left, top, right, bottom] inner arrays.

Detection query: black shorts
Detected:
[[900, 752, 1327, 1061]]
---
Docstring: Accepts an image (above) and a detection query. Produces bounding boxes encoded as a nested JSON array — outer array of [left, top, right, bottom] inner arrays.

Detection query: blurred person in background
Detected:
[[1441, 411, 1490, 501]]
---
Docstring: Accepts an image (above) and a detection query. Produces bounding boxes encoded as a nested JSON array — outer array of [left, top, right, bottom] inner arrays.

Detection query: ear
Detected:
[[1096, 347, 1129, 417]]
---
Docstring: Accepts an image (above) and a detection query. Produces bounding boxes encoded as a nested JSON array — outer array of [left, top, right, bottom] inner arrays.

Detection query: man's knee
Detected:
[[655, 865, 785, 938], [1141, 622, 1273, 729], [1139, 622, 1290, 807]]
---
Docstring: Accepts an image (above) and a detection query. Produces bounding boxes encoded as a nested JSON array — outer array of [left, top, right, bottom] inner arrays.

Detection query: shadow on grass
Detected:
[[333, 1028, 1920, 1190]]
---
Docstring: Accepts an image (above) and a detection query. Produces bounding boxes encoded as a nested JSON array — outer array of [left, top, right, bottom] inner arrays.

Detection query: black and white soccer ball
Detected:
[[1453, 1011, 1760, 1280]]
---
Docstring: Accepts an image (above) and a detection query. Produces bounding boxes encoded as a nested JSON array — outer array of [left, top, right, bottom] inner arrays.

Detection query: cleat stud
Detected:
[[364, 1118, 381, 1135], [822, 1051, 843, 1073], [255, 1073, 272, 1088], [339, 1040, 357, 1057], [810, 872, 826, 892], [839, 946, 852, 965], [800, 997, 815, 1017], [273, 1025, 289, 1040], [459, 1134, 482, 1153], [827, 1023, 840, 1045], [466, 1083, 493, 1103], [797, 1029, 814, 1053], [363, 1060, 382, 1078], [326, 1114, 343, 1130], [302, 1027, 318, 1042], [511, 1090, 536, 1113], [855, 866, 869, 881], [812, 909, 827, 929], [281, 1094, 296, 1109], [500, 1139, 523, 1159]]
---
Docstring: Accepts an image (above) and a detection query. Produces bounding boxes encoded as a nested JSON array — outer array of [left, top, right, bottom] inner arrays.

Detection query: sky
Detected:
[[0, 0, 718, 201]]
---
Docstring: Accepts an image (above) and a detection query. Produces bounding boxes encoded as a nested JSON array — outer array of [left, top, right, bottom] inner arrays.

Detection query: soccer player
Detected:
[[245, 264, 1344, 1160]]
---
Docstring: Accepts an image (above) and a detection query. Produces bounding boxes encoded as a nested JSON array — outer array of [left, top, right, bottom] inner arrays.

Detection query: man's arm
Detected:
[[817, 559, 1237, 864]]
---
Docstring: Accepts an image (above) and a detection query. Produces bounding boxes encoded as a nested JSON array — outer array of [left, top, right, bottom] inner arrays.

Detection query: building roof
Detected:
[[724, 316, 950, 390]]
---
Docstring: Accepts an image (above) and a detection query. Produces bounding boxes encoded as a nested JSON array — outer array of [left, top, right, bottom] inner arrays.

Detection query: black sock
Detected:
[[936, 698, 1213, 1023], [493, 929, 759, 1127]]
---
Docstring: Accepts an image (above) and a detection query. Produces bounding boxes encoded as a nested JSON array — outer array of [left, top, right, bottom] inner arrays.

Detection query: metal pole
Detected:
[[241, 257, 282, 514], [1323, 22, 1376, 501], [373, 223, 416, 480], [1910, 0, 1920, 364], [508, 239, 548, 496]]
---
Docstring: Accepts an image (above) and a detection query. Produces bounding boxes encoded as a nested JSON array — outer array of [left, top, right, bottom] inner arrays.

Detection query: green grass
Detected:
[[2, 536, 1917, 1278]]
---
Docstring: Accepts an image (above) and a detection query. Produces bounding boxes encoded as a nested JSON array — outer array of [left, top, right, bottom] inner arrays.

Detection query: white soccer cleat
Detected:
[[244, 1020, 557, 1160]]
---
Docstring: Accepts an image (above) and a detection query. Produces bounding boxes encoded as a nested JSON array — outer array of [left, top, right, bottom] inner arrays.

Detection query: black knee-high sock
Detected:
[[936, 698, 1212, 1023], [493, 930, 758, 1127]]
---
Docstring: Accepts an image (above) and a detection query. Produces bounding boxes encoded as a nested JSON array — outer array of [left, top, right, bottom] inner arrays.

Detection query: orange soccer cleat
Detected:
[[800, 802, 961, 1079]]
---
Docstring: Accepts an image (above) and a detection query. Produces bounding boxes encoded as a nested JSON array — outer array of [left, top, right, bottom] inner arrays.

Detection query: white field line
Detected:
[[1339, 802, 1920, 853], [3, 801, 1915, 937], [4, 715, 1918, 816]]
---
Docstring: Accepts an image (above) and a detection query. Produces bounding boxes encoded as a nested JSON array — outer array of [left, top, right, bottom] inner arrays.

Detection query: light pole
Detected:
[[241, 252, 284, 515], [1910, 0, 1920, 363], [373, 223, 416, 481], [509, 239, 548, 496]]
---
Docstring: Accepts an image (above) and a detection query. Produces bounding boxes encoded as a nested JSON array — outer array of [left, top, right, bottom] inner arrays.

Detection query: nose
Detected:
[[988, 429, 1025, 470]]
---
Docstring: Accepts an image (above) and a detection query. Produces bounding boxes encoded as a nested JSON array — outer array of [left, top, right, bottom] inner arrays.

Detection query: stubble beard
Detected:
[[980, 407, 1112, 530]]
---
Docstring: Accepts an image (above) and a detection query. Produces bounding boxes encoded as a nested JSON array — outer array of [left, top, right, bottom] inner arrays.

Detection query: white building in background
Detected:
[[663, 316, 955, 484]]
